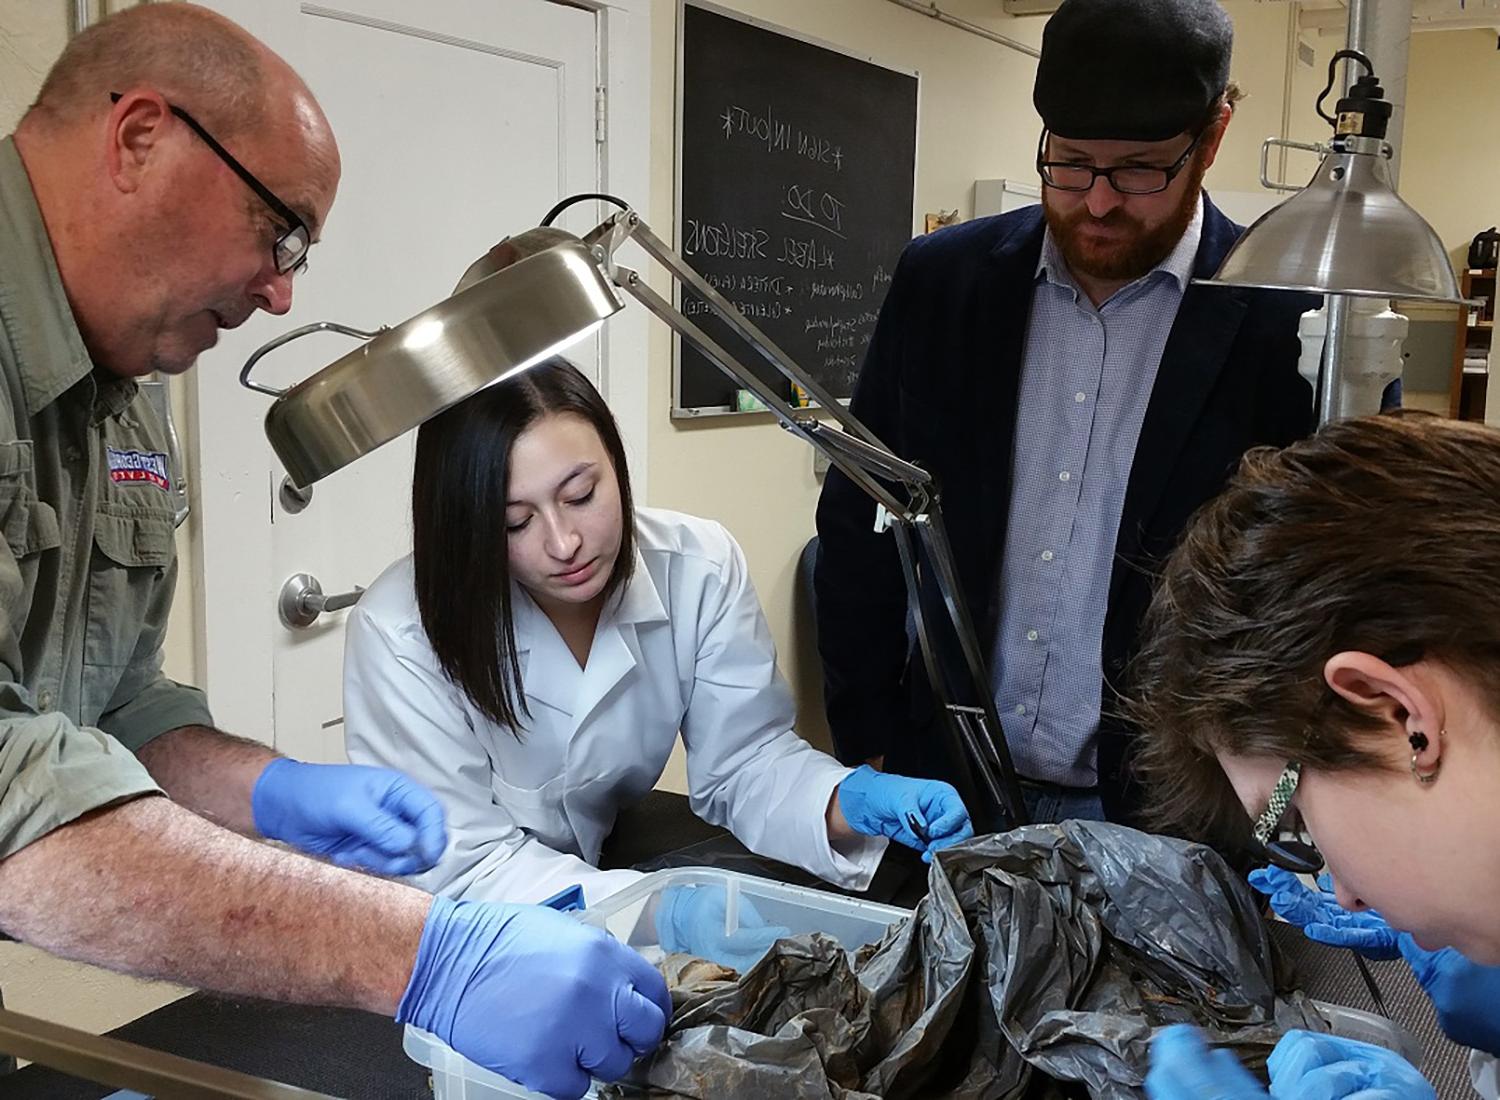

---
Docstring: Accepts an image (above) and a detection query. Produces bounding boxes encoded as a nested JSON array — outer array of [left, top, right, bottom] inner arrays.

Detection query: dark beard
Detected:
[[1043, 155, 1208, 283]]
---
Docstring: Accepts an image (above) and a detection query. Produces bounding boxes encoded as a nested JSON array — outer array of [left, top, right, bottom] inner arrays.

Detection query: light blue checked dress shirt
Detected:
[[992, 198, 1204, 788]]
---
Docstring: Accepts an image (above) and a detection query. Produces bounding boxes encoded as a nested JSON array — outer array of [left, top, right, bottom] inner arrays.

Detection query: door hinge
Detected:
[[594, 85, 607, 143]]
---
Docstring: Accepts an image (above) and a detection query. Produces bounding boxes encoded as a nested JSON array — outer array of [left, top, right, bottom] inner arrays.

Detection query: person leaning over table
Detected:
[[1128, 413, 1500, 1099], [342, 352, 975, 970], [0, 6, 668, 1097]]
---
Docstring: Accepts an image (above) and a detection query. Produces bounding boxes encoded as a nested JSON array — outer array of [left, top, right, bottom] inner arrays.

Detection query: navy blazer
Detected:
[[813, 196, 1318, 825]]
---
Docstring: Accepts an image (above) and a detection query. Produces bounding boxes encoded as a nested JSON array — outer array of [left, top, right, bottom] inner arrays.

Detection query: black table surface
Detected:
[[2, 792, 1472, 1099]]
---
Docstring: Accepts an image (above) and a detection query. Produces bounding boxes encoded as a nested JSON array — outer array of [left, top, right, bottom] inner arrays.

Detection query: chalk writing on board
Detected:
[[676, 4, 916, 410], [685, 297, 792, 320], [777, 235, 836, 271], [781, 184, 846, 238], [719, 104, 845, 172], [683, 219, 772, 261]]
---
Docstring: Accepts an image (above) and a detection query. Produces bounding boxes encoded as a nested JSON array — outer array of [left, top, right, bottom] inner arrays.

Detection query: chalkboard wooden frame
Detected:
[[672, 1, 920, 418]]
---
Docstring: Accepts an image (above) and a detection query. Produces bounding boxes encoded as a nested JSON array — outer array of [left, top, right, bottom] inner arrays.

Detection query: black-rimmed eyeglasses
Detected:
[[1036, 127, 1205, 196], [111, 93, 311, 275], [1251, 760, 1325, 875]]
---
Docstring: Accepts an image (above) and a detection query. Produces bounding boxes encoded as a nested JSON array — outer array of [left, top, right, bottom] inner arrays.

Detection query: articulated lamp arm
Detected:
[[586, 208, 1029, 832]]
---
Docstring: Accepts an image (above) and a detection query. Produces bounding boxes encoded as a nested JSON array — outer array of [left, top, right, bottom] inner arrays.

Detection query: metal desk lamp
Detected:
[[1198, 47, 1468, 422], [239, 195, 1029, 837]]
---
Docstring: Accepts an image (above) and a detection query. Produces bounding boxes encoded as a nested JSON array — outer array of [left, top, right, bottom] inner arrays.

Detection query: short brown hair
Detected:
[[1130, 412, 1500, 845]]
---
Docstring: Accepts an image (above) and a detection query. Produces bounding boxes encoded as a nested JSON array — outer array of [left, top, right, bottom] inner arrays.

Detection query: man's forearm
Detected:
[[135, 725, 275, 835], [0, 795, 428, 1014]]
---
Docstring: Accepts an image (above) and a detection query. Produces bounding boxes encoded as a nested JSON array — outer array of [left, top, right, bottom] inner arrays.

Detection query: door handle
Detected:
[[279, 573, 366, 630]]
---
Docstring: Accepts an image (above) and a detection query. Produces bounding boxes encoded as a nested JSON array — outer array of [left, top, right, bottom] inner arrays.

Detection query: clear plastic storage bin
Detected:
[[403, 867, 1422, 1100]]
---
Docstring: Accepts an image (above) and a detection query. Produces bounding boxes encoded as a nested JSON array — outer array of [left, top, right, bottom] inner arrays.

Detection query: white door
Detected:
[[191, 0, 614, 761]]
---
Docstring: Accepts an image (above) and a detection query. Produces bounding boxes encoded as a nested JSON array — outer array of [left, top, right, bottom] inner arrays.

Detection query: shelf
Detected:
[[1465, 365, 1490, 375], [1469, 268, 1498, 277], [1474, 321, 1496, 330]]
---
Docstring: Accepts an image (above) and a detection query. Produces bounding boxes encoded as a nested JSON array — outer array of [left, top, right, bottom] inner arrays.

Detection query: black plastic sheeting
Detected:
[[610, 821, 1333, 1099]]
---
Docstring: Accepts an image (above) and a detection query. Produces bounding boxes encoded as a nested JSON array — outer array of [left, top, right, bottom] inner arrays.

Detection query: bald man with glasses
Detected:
[[0, 6, 668, 1098]]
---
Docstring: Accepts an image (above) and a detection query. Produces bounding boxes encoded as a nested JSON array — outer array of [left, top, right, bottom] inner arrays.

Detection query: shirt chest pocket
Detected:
[[490, 772, 576, 854], [86, 503, 175, 671], [0, 441, 62, 622]]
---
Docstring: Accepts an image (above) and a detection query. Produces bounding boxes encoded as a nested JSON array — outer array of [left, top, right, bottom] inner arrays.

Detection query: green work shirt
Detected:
[[0, 135, 214, 859]]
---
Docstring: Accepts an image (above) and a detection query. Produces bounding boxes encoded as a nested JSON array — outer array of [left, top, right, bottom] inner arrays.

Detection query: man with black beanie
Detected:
[[814, 0, 1319, 826]]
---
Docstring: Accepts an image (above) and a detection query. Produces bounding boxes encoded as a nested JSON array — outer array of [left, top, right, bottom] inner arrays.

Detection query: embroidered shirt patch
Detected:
[[106, 446, 170, 492]]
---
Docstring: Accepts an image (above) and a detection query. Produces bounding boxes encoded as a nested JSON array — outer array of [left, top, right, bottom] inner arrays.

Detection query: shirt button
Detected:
[[1015, 703, 1027, 716], [38, 690, 52, 711], [64, 446, 81, 463], [1041, 550, 1054, 562], [1074, 392, 1087, 403], [1059, 470, 1071, 482], [1025, 629, 1039, 642]]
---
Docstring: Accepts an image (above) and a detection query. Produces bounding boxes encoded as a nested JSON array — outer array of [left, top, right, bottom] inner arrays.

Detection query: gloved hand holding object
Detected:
[[251, 758, 448, 876], [1266, 1029, 1436, 1100], [837, 765, 974, 862], [1249, 866, 1399, 959], [399, 895, 671, 1100], [1145, 1024, 1269, 1100], [1146, 1025, 1436, 1100], [655, 884, 791, 972], [1252, 866, 1500, 1055]]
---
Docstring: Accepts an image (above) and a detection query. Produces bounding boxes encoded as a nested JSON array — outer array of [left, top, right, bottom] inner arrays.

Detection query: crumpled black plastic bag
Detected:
[[607, 821, 1330, 1099]]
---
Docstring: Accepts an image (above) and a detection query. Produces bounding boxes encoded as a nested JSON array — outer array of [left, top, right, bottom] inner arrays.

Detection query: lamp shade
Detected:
[[1201, 149, 1465, 304], [263, 239, 624, 488]]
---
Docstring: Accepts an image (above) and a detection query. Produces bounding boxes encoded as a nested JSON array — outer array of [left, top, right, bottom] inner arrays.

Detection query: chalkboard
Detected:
[[675, 3, 919, 414]]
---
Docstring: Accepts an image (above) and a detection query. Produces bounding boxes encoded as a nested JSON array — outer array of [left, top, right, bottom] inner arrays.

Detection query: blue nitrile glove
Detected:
[[654, 884, 791, 972], [1146, 1024, 1268, 1100], [398, 895, 671, 1100], [836, 765, 974, 862], [1249, 867, 1401, 960], [1397, 934, 1500, 1055], [1251, 867, 1500, 1055], [1267, 1029, 1435, 1099], [251, 758, 448, 876]]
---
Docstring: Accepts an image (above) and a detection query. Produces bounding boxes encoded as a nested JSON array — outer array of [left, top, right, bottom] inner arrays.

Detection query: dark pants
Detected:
[[1020, 780, 1106, 825]]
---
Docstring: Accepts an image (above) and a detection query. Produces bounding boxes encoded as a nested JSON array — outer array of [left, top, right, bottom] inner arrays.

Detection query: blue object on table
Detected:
[[541, 884, 587, 912]]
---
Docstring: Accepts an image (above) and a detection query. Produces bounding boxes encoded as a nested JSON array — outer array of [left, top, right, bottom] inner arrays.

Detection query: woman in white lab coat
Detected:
[[343, 357, 972, 920]]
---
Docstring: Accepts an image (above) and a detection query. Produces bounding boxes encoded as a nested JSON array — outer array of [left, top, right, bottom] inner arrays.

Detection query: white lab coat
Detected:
[[1474, 1052, 1498, 1100], [343, 507, 886, 906]]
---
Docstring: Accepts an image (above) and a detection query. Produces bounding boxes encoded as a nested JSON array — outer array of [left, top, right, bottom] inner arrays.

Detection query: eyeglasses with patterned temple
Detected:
[[1251, 760, 1325, 875], [1035, 127, 1206, 196], [110, 92, 311, 275]]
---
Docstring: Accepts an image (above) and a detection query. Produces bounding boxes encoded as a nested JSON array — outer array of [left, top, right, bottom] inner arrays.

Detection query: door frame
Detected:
[[184, 0, 653, 744]]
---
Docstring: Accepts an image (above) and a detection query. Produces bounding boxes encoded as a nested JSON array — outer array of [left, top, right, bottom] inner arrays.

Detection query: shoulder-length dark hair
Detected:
[[412, 356, 636, 732]]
